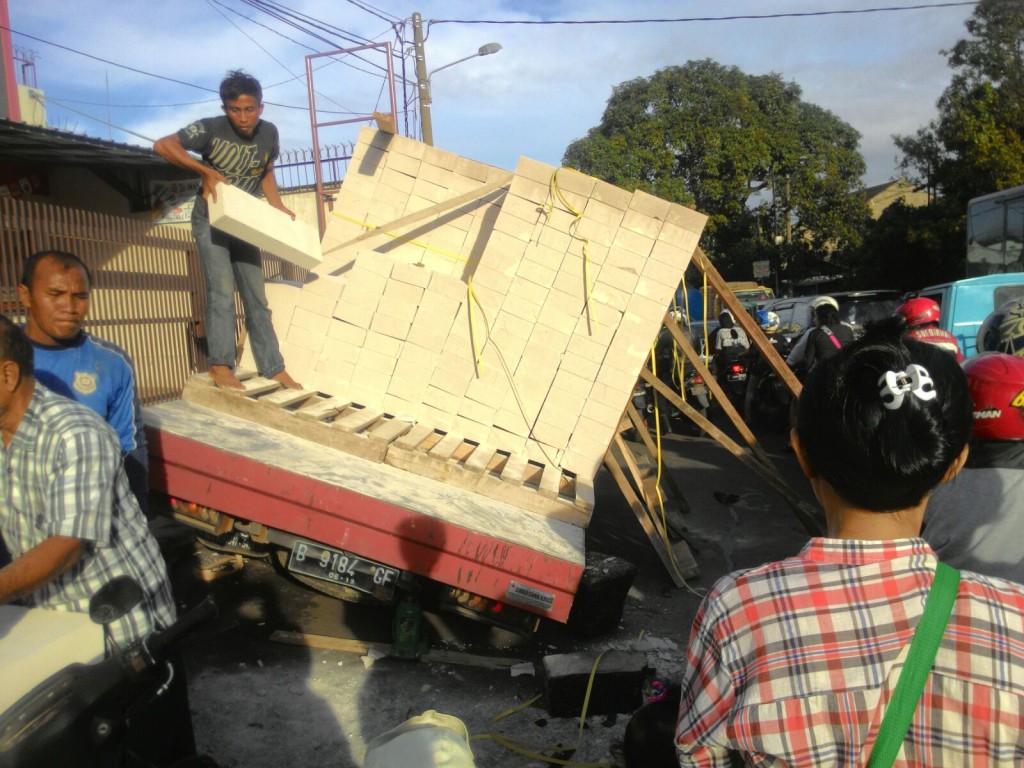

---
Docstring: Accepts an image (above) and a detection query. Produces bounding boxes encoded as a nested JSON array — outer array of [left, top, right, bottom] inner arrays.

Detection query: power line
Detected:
[[1, 23, 377, 113], [205, 0, 361, 115], [1, 24, 217, 94], [427, 2, 979, 25], [341, 0, 401, 25], [36, 93, 160, 144]]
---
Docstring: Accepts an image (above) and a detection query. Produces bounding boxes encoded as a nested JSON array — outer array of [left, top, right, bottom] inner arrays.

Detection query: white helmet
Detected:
[[809, 296, 839, 311]]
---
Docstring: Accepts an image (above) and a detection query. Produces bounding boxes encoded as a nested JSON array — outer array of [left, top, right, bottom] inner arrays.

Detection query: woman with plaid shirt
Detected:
[[675, 318, 1024, 766]]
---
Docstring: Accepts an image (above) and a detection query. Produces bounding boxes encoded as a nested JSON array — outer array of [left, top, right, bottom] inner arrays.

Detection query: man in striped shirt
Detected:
[[675, 319, 1024, 766], [0, 315, 173, 648]]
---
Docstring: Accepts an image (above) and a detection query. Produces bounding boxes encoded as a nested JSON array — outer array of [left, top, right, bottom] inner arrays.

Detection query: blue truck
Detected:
[[911, 274, 1024, 356]]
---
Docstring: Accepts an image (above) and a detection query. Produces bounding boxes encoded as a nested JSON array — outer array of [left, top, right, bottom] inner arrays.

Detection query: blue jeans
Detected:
[[192, 212, 284, 377]]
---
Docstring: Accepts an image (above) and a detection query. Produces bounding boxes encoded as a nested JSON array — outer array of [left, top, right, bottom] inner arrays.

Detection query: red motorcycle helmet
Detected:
[[896, 297, 941, 329], [963, 352, 1024, 441]]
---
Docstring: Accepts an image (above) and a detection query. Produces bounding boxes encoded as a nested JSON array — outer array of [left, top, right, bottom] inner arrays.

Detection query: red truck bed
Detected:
[[144, 400, 586, 622]]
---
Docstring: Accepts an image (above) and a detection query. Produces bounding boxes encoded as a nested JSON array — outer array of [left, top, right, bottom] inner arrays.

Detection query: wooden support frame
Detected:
[[691, 247, 802, 398], [323, 172, 515, 260], [653, 291, 824, 536], [603, 436, 699, 587]]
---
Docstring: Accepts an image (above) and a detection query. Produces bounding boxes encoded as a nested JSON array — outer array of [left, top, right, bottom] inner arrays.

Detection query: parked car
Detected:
[[761, 290, 902, 341]]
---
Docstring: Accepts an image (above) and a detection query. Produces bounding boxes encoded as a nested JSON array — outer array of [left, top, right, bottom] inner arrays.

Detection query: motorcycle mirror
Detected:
[[89, 576, 144, 626]]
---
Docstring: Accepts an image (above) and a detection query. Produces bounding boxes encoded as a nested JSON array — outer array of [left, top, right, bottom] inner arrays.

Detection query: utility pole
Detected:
[[412, 12, 432, 146]]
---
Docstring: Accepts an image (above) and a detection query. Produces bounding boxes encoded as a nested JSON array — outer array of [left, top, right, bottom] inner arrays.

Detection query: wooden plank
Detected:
[[223, 376, 280, 397], [500, 453, 528, 486], [660, 312, 774, 470], [366, 417, 414, 446], [270, 630, 527, 669], [612, 431, 661, 514], [383, 439, 591, 527], [464, 444, 498, 474], [333, 408, 384, 434], [179, 377, 390, 462], [625, 404, 691, 517], [539, 463, 562, 500], [325, 172, 515, 258], [451, 441, 477, 462], [671, 539, 700, 581], [260, 388, 319, 408], [575, 476, 595, 511], [603, 448, 691, 588], [295, 397, 351, 422], [394, 423, 434, 451], [428, 432, 465, 461], [689, 250, 801, 397], [640, 367, 823, 536]]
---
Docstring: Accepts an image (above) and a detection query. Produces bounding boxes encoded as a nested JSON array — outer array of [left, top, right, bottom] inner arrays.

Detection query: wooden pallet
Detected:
[[180, 372, 594, 528]]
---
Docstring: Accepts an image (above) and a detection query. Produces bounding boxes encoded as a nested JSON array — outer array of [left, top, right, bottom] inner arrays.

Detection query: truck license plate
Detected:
[[287, 539, 400, 600]]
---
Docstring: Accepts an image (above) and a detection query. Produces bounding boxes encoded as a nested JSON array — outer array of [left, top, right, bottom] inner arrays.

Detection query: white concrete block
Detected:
[[208, 183, 323, 269]]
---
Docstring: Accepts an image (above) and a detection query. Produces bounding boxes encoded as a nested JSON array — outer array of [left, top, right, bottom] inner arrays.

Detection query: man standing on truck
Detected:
[[154, 69, 301, 391], [17, 249, 151, 518]]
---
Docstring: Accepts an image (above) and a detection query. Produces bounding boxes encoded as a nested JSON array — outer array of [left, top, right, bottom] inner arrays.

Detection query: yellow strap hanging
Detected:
[[545, 169, 597, 330]]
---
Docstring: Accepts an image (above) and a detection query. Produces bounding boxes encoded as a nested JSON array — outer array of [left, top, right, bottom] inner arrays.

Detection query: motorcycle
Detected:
[[639, 324, 713, 437], [0, 578, 218, 768], [746, 367, 791, 432], [713, 353, 748, 412]]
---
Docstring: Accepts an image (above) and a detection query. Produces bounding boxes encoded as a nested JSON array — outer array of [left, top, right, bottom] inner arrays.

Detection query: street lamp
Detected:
[[413, 22, 501, 146]]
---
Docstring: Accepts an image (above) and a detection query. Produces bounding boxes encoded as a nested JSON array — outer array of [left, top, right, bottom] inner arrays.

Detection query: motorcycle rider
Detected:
[[786, 296, 840, 375], [923, 352, 1024, 583], [743, 310, 789, 424], [976, 296, 1024, 357], [710, 310, 749, 407], [895, 297, 963, 361]]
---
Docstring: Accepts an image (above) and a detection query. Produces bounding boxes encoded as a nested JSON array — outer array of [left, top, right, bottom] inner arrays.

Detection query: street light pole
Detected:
[[411, 13, 501, 147]]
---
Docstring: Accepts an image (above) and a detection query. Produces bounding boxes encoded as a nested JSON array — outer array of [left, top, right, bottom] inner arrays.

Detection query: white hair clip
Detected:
[[878, 364, 937, 410]]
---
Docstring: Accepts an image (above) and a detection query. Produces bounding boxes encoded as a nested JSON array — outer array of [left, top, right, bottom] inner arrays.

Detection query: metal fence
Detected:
[[0, 197, 302, 405], [274, 143, 353, 191]]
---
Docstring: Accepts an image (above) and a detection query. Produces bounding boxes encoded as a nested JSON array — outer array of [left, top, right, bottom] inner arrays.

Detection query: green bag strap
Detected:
[[867, 561, 960, 768]]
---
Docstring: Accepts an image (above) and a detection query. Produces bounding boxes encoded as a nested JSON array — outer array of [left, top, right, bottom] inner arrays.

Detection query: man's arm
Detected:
[[153, 133, 227, 203], [0, 536, 84, 603], [260, 162, 295, 220]]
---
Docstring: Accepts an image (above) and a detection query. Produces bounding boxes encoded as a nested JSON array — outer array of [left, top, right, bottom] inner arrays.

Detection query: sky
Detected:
[[6, 0, 979, 188]]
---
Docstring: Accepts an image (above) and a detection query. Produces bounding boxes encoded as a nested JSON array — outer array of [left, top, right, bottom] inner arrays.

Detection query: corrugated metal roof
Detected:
[[0, 119, 168, 169]]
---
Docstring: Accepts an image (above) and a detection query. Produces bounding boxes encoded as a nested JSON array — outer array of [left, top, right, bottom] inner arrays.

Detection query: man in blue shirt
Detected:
[[17, 249, 151, 518]]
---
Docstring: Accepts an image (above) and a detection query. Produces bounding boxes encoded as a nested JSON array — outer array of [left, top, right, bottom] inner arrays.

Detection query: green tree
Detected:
[[896, 0, 1024, 206], [837, 199, 964, 291], [562, 59, 868, 283]]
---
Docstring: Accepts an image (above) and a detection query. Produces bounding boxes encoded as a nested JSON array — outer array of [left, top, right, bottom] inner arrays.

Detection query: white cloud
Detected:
[[11, 0, 974, 184]]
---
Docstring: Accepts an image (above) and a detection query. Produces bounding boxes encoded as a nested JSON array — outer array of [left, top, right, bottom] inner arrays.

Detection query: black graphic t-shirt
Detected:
[[176, 116, 280, 218]]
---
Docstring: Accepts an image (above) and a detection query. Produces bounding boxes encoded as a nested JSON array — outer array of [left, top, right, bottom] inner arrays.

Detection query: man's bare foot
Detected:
[[270, 369, 303, 390], [209, 365, 244, 390]]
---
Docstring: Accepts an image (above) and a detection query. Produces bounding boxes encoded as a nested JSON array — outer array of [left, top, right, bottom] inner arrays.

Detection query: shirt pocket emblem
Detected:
[[73, 371, 98, 395]]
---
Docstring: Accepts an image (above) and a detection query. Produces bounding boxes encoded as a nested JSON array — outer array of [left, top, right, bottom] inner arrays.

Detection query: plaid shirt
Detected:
[[676, 538, 1024, 767], [0, 384, 174, 648]]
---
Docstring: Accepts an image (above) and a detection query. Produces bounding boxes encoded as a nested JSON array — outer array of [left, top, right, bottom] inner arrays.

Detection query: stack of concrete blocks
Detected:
[[244, 127, 705, 485]]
